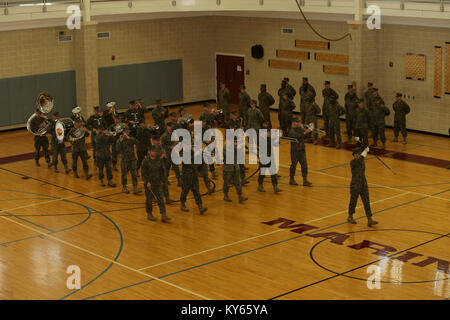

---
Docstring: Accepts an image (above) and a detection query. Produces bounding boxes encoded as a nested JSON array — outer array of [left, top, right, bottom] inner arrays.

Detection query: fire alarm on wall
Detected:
[[111, 55, 115, 61], [389, 62, 393, 67]]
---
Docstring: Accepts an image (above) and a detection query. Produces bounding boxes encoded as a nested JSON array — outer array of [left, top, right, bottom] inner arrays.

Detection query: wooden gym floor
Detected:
[[0, 104, 448, 300]]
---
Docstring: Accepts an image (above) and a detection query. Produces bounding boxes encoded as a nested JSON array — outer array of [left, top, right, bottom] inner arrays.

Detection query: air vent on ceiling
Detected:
[[281, 28, 294, 35], [58, 35, 72, 42], [97, 31, 110, 39]]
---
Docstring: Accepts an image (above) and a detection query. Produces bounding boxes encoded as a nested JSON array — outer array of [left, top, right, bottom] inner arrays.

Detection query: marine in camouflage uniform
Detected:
[[136, 121, 152, 171], [303, 92, 321, 144], [279, 93, 296, 136], [247, 100, 265, 130], [151, 136, 176, 204], [123, 101, 142, 138], [86, 106, 103, 163], [152, 99, 168, 133], [224, 111, 248, 184], [102, 103, 116, 129], [222, 139, 248, 203], [284, 78, 297, 101], [277, 80, 291, 129], [116, 129, 140, 194], [299, 77, 316, 124], [161, 122, 181, 187], [238, 85, 251, 127], [108, 116, 122, 171], [68, 120, 92, 180], [322, 81, 339, 138], [344, 85, 359, 142], [354, 99, 371, 147], [95, 126, 116, 187], [199, 104, 219, 181], [257, 121, 282, 194], [135, 97, 147, 120], [218, 82, 231, 122], [371, 96, 391, 149], [180, 146, 208, 214], [141, 146, 171, 222], [369, 88, 384, 137], [347, 146, 378, 227], [392, 93, 410, 144], [258, 84, 275, 127], [288, 118, 312, 187], [326, 96, 346, 149], [29, 110, 51, 167], [48, 112, 70, 174]]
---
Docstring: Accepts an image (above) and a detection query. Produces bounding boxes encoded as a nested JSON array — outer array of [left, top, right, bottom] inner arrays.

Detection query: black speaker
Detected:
[[251, 45, 264, 59]]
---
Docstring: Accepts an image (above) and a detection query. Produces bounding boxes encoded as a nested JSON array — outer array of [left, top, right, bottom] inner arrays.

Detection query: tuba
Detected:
[[26, 92, 54, 136], [37, 92, 54, 114], [26, 113, 51, 136]]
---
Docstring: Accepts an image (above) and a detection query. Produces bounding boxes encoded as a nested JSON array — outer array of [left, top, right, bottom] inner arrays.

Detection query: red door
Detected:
[[216, 55, 245, 105]]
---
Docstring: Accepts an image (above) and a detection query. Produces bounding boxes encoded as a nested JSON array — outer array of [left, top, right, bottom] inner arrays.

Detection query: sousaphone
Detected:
[[26, 92, 54, 136]]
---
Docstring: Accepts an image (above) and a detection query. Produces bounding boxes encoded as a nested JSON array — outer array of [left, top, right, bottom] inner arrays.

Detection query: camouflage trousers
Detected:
[[349, 182, 372, 217], [180, 174, 202, 205]]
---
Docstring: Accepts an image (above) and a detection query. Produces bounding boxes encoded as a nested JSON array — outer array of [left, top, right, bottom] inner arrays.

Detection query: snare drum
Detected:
[[55, 118, 74, 143]]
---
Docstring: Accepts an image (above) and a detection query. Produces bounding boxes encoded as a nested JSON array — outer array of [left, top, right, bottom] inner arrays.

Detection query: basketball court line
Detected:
[[137, 191, 409, 271], [269, 231, 450, 300], [305, 168, 450, 202], [0, 212, 211, 300], [85, 188, 450, 300]]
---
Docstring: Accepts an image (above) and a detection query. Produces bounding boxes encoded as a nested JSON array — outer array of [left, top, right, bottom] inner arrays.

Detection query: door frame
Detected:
[[214, 52, 246, 99]]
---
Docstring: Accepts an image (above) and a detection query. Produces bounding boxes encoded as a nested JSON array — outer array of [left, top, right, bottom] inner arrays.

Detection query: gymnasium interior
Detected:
[[0, 0, 448, 301]]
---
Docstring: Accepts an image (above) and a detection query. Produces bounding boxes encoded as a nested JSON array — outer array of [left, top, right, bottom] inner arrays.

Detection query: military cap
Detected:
[[72, 106, 81, 114], [325, 80, 330, 85], [53, 111, 60, 117], [155, 99, 162, 104], [240, 85, 246, 90], [292, 117, 300, 123], [373, 88, 379, 92], [368, 82, 373, 86], [93, 106, 100, 110], [260, 84, 267, 88], [284, 77, 290, 81], [396, 93, 402, 97], [348, 84, 353, 89], [303, 77, 308, 81], [250, 100, 257, 105], [179, 106, 186, 112], [352, 147, 362, 155], [128, 100, 135, 105]]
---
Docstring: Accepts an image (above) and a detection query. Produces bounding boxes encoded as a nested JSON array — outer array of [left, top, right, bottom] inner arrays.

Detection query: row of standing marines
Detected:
[[30, 78, 411, 226]]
